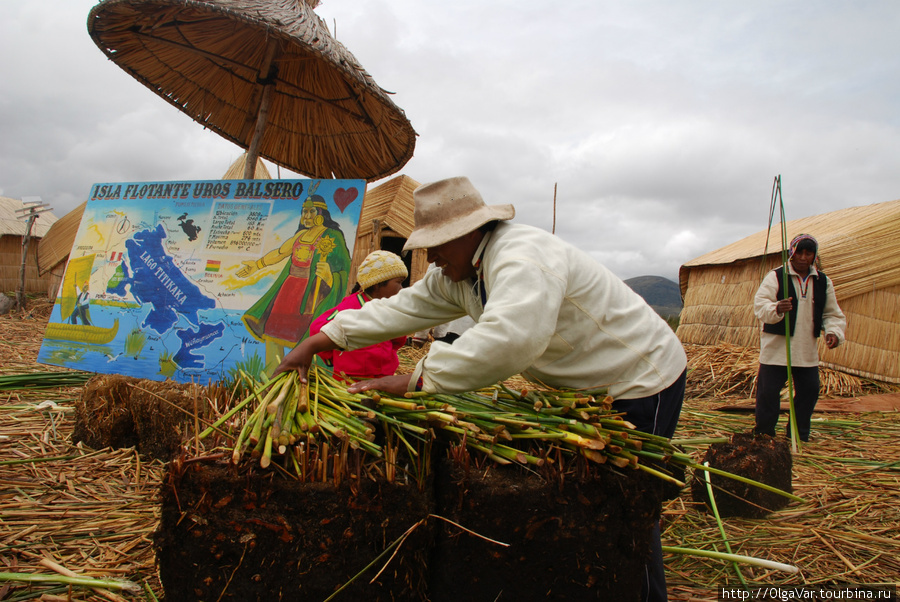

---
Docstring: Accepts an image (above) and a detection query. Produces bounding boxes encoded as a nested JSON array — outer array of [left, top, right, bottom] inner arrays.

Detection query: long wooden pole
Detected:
[[244, 39, 280, 179], [551, 182, 557, 234], [17, 211, 37, 310]]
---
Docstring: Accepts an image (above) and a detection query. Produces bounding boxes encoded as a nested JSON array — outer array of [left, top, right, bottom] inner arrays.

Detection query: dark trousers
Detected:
[[611, 369, 686, 602], [755, 364, 819, 442], [70, 305, 91, 326], [435, 332, 461, 345]]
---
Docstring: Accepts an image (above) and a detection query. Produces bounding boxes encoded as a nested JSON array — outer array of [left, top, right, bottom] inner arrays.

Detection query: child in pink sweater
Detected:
[[308, 250, 408, 380]]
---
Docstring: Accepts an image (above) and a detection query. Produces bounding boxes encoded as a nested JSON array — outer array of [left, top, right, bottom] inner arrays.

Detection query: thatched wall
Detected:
[[679, 259, 900, 383], [677, 199, 900, 383], [0, 235, 53, 295], [1, 196, 58, 296], [824, 282, 900, 382], [677, 256, 768, 349], [347, 175, 429, 292]]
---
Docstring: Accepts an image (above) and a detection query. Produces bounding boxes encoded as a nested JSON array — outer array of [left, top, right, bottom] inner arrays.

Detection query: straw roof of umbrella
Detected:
[[87, 0, 417, 181]]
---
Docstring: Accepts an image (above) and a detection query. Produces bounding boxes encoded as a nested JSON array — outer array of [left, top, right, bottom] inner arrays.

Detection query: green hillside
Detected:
[[624, 275, 682, 318]]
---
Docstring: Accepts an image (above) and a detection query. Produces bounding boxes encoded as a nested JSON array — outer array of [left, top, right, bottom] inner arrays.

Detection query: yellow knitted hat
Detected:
[[357, 250, 408, 290]]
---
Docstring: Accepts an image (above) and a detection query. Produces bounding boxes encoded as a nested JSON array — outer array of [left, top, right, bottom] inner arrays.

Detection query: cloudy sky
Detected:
[[2, 1, 898, 282]]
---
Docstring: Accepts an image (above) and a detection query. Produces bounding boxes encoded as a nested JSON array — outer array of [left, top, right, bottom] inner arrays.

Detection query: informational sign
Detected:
[[38, 178, 365, 384]]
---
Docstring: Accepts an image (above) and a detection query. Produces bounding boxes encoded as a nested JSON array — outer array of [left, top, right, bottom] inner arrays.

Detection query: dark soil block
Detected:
[[691, 432, 793, 518], [155, 451, 666, 601], [73, 374, 141, 450], [130, 380, 227, 460], [154, 460, 433, 601], [427, 457, 664, 601]]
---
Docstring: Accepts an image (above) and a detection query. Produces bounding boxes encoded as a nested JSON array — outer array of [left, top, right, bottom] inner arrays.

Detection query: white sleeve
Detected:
[[417, 256, 566, 393], [321, 270, 467, 350], [822, 277, 846, 345], [754, 270, 784, 324]]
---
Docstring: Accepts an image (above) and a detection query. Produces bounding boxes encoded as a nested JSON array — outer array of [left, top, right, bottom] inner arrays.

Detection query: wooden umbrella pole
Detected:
[[244, 39, 280, 179]]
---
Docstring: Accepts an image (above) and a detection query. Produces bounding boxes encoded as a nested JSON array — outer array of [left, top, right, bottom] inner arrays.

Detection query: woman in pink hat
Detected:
[[307, 250, 408, 381]]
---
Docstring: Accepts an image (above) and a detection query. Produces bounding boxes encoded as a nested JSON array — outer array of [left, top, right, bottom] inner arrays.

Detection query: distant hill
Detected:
[[624, 276, 682, 318]]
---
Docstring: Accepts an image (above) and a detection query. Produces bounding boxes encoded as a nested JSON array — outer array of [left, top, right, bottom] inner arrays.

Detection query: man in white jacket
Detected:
[[753, 233, 846, 442], [277, 176, 686, 602]]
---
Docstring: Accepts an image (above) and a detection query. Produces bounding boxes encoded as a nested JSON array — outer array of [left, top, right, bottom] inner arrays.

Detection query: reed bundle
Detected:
[[0, 369, 93, 390], [685, 342, 760, 399], [684, 342, 890, 400], [228, 368, 631, 472], [219, 367, 800, 508]]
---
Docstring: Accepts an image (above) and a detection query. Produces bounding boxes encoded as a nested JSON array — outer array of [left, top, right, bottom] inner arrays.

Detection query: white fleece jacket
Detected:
[[321, 222, 687, 399], [754, 264, 846, 367]]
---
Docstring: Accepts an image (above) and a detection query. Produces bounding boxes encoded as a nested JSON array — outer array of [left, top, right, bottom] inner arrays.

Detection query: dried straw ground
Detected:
[[1, 298, 898, 601]]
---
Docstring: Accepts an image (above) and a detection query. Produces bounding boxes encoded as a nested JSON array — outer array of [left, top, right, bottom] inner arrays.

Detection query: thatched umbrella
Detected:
[[87, 0, 416, 181]]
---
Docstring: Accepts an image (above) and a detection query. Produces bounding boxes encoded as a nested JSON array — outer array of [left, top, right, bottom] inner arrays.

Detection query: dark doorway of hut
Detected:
[[379, 235, 413, 288]]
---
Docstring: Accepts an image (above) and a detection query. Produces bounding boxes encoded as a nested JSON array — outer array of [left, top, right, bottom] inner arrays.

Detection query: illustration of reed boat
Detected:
[[44, 319, 120, 345], [45, 253, 119, 345]]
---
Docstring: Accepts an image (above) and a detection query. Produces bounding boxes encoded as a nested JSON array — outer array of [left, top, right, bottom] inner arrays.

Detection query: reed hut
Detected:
[[677, 198, 900, 383], [347, 175, 429, 291], [0, 196, 58, 295], [220, 153, 272, 181]]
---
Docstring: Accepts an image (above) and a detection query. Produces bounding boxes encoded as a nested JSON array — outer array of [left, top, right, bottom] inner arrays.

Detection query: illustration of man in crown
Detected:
[[238, 182, 351, 371]]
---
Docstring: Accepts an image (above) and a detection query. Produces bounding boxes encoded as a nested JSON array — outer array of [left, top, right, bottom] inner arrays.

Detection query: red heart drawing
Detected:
[[333, 188, 358, 213]]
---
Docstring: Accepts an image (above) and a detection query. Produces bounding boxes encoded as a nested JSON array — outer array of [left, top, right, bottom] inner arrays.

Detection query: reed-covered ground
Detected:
[[1, 296, 898, 601]]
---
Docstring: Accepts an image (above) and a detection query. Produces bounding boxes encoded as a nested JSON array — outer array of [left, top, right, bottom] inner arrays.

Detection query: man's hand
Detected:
[[347, 374, 413, 397], [775, 297, 793, 314], [824, 333, 839, 349], [273, 332, 337, 381]]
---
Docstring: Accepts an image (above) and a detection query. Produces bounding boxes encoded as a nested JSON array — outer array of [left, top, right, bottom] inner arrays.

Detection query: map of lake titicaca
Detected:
[[38, 178, 365, 384]]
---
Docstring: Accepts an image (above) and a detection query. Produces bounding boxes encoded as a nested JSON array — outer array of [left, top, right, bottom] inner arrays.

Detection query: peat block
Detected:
[[691, 432, 793, 518], [155, 456, 664, 601], [155, 461, 433, 602], [73, 375, 227, 460], [73, 374, 141, 450], [130, 380, 223, 460], [428, 459, 663, 601]]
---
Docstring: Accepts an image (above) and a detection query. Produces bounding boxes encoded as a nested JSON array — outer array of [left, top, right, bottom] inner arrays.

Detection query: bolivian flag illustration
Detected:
[[205, 260, 221, 273]]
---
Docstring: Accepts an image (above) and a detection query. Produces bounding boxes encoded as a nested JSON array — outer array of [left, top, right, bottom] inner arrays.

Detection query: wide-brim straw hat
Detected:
[[403, 177, 515, 251], [87, 0, 416, 182]]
